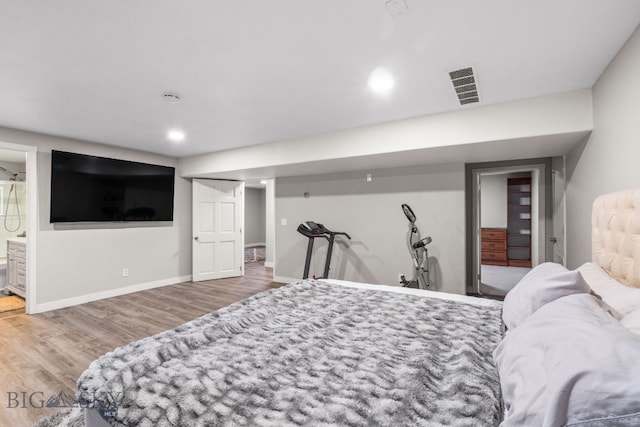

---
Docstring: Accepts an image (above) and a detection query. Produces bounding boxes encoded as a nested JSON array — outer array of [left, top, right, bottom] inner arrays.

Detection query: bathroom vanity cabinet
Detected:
[[7, 237, 26, 298]]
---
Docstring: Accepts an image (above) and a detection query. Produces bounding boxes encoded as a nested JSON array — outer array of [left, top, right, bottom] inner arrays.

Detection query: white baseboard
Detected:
[[244, 242, 266, 248], [33, 275, 193, 314], [264, 261, 274, 268], [273, 275, 300, 284]]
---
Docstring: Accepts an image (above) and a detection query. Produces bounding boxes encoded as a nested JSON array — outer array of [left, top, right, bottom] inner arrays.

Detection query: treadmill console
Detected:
[[297, 221, 327, 237]]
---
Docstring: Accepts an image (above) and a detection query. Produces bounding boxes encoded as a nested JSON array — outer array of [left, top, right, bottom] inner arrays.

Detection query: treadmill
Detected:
[[296, 221, 351, 279]]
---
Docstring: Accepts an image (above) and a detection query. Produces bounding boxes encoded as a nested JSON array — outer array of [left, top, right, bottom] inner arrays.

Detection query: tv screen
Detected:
[[50, 150, 175, 223]]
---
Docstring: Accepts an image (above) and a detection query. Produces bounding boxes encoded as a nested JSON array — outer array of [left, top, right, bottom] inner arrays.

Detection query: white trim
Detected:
[[265, 178, 276, 269], [241, 181, 245, 277], [32, 275, 192, 314], [25, 149, 37, 314], [264, 261, 274, 268], [244, 242, 266, 248], [273, 275, 299, 284]]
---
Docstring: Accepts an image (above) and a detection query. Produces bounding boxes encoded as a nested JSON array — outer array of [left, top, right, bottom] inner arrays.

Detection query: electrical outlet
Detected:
[[122, 268, 129, 277]]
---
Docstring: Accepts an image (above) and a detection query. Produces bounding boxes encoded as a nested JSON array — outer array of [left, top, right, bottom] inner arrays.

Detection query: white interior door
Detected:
[[192, 179, 243, 281]]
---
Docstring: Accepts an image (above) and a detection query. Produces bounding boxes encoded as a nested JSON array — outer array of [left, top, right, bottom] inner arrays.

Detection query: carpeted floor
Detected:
[[480, 264, 530, 296]]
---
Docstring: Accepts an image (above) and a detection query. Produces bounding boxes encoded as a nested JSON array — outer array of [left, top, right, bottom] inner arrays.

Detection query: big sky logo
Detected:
[[6, 390, 120, 416]]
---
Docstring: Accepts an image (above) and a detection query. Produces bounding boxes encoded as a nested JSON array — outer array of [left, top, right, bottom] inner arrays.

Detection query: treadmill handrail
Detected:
[[332, 231, 351, 239]]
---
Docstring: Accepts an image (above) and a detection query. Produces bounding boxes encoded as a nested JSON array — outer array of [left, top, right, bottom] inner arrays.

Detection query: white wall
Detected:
[[275, 164, 466, 294], [566, 24, 640, 268], [179, 90, 592, 180], [0, 126, 192, 311], [480, 174, 507, 228], [244, 187, 266, 245]]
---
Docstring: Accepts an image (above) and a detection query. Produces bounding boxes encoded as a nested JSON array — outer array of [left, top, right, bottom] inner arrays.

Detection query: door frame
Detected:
[[465, 158, 553, 295]]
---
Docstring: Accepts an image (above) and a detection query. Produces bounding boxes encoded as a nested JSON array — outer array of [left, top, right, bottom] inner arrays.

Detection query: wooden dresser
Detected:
[[481, 228, 508, 266]]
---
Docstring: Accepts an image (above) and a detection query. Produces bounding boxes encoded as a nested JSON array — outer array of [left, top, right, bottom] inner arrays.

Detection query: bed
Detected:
[[73, 188, 640, 427]]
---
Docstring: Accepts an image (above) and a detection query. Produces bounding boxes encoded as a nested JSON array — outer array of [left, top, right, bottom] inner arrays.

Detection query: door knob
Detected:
[[194, 236, 199, 241], [549, 237, 557, 243]]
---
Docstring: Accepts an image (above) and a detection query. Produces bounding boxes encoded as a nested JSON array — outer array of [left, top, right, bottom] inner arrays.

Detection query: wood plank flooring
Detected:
[[0, 262, 282, 426]]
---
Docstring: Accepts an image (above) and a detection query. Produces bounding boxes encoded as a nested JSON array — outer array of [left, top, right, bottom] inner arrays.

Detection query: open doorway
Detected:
[[243, 179, 275, 278], [0, 150, 26, 316], [244, 181, 267, 264], [466, 158, 559, 298], [0, 143, 36, 315], [478, 171, 534, 296]]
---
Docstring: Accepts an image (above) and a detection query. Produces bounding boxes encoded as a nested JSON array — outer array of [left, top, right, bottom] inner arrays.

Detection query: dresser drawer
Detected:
[[483, 260, 509, 266], [481, 250, 507, 261], [509, 260, 532, 268], [15, 244, 26, 259], [481, 228, 507, 240], [481, 240, 507, 250], [15, 272, 26, 291], [7, 240, 26, 258]]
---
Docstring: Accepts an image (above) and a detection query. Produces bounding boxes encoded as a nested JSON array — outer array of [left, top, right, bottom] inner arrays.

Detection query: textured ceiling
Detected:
[[1, 1, 639, 158]]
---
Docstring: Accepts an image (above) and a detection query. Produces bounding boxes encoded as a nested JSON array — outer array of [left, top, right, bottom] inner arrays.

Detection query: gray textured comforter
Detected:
[[77, 280, 503, 426]]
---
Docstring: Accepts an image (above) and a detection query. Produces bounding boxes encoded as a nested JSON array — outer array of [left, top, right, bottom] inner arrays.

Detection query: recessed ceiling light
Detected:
[[368, 68, 395, 94], [167, 129, 185, 142]]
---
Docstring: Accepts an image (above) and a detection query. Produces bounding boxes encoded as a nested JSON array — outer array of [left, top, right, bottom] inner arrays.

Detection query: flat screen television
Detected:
[[50, 150, 175, 223]]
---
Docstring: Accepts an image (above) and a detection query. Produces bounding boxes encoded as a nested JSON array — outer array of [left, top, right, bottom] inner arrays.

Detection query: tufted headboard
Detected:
[[592, 188, 640, 288]]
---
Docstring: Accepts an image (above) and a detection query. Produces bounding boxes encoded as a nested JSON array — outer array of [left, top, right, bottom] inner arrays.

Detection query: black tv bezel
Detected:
[[49, 150, 176, 224]]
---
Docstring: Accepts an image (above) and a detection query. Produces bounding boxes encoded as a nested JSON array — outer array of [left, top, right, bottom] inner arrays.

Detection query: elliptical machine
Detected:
[[399, 204, 434, 289]]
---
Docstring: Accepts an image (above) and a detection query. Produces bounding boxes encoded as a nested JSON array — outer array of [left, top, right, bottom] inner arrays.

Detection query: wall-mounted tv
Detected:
[[50, 150, 175, 223]]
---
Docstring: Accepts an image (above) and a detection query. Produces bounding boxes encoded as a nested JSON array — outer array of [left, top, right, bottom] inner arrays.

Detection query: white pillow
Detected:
[[494, 293, 640, 427], [578, 262, 640, 318], [502, 262, 590, 330]]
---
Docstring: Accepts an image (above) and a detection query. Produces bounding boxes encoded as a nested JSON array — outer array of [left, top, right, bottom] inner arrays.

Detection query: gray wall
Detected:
[[244, 187, 266, 245], [275, 163, 466, 294], [480, 174, 507, 228], [0, 126, 192, 308], [566, 24, 640, 268]]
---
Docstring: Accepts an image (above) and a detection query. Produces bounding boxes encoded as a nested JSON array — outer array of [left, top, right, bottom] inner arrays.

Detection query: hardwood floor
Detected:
[[0, 263, 282, 426]]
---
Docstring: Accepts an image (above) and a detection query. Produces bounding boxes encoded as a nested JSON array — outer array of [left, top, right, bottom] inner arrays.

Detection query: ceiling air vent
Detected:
[[448, 67, 479, 105]]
